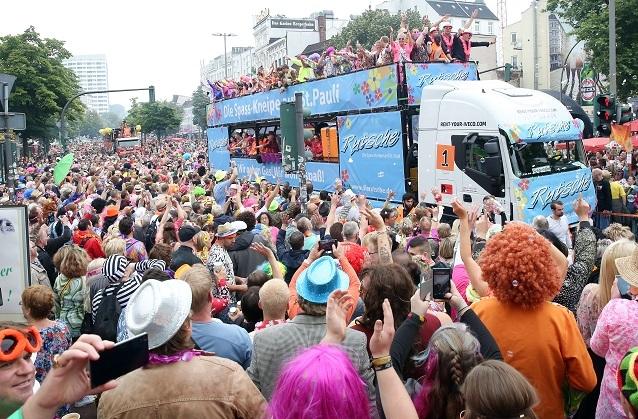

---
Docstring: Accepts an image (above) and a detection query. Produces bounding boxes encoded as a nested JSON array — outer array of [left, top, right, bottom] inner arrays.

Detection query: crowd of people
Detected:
[[207, 10, 495, 101], [1, 134, 638, 419], [589, 145, 638, 234]]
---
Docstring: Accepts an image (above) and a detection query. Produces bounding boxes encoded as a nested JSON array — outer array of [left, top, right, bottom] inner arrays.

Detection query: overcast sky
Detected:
[[3, 0, 527, 109]]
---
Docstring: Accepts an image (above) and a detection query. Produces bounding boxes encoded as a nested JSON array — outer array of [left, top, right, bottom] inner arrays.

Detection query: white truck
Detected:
[[417, 80, 596, 224]]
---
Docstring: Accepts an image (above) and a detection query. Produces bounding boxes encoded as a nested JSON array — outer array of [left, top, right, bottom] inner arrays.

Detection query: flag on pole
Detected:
[[611, 123, 633, 152]]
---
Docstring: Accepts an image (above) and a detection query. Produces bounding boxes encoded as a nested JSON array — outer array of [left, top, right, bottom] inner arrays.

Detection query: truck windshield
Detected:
[[118, 138, 140, 148], [505, 134, 587, 178]]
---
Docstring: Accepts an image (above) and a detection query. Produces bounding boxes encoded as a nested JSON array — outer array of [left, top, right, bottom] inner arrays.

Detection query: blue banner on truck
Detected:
[[233, 158, 339, 192], [511, 168, 596, 224], [207, 127, 230, 170], [207, 65, 399, 126], [337, 111, 406, 201], [405, 62, 478, 105]]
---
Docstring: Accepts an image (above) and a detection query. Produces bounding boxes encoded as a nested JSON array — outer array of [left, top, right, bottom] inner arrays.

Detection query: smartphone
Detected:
[[419, 270, 433, 301], [319, 238, 337, 252], [90, 333, 149, 388], [432, 267, 452, 300], [616, 275, 631, 297]]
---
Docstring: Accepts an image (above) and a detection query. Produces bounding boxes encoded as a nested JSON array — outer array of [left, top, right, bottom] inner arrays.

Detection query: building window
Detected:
[[488, 21, 494, 35], [474, 20, 480, 33], [511, 56, 518, 68], [511, 32, 517, 44]]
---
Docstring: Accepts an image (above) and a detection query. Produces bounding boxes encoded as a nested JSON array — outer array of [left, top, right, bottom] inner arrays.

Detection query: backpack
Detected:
[[93, 285, 122, 341], [144, 216, 159, 252]]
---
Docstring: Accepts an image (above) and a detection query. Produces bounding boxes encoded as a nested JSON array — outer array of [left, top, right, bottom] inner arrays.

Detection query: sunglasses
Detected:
[[0, 326, 42, 362]]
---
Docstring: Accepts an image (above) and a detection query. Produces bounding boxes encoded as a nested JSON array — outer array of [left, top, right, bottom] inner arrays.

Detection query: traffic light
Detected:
[[594, 94, 615, 136], [619, 104, 633, 124], [148, 85, 155, 103], [504, 63, 512, 82]]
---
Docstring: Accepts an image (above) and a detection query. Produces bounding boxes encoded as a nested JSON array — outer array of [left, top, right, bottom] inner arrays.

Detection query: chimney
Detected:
[[318, 15, 327, 42]]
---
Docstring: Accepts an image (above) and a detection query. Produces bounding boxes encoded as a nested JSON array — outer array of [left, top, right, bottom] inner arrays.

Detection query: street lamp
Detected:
[[212, 33, 238, 79]]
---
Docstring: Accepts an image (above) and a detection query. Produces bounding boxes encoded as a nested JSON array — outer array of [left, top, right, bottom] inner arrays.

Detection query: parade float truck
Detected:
[[206, 63, 595, 223], [417, 80, 596, 224], [100, 123, 142, 157]]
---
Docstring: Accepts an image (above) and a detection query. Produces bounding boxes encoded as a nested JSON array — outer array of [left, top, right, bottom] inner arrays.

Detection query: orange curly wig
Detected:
[[478, 223, 561, 309]]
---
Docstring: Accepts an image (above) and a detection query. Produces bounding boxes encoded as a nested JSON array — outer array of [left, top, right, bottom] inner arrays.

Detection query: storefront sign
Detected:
[[0, 206, 30, 320]]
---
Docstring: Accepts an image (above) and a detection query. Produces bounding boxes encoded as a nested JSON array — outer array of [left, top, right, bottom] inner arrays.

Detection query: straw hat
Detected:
[[214, 170, 227, 182], [216, 221, 247, 238], [126, 279, 192, 350], [615, 247, 638, 287]]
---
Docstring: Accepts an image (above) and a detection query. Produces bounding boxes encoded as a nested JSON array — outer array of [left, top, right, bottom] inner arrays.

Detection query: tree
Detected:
[[100, 111, 122, 128], [547, 0, 638, 100], [126, 101, 182, 138], [191, 85, 209, 132], [330, 9, 424, 50], [0, 27, 84, 143], [76, 110, 104, 138]]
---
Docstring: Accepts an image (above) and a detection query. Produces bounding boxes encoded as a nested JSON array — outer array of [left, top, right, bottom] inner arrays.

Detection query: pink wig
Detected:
[[267, 345, 371, 419]]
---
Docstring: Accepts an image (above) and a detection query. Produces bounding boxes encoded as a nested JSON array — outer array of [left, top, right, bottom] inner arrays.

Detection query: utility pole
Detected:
[[294, 92, 308, 210], [532, 0, 538, 90], [212, 33, 238, 79], [609, 0, 617, 96], [2, 82, 13, 194]]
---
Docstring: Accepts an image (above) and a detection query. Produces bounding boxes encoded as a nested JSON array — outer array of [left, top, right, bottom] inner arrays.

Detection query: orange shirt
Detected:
[[288, 256, 360, 321], [472, 298, 596, 419]]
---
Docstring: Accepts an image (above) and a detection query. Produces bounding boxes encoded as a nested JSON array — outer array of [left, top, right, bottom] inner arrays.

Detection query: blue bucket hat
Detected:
[[296, 256, 349, 304]]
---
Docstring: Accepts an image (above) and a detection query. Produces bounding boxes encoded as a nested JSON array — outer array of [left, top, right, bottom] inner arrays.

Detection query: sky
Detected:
[[3, 0, 528, 109]]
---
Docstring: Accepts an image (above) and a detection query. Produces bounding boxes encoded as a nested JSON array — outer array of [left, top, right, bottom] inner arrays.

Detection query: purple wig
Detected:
[[267, 345, 371, 419]]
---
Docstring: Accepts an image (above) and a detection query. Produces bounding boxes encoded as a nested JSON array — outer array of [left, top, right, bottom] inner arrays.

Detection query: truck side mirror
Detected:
[[484, 141, 500, 155], [484, 155, 503, 178]]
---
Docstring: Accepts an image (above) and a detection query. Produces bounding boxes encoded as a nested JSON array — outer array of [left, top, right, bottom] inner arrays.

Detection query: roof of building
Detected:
[[301, 39, 332, 56], [425, 1, 498, 20]]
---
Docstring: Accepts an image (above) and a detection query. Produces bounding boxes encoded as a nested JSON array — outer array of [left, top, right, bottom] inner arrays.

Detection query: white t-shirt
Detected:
[[546, 215, 572, 248]]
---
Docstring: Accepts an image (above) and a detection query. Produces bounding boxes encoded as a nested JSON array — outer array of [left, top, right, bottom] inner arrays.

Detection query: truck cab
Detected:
[[417, 80, 596, 224]]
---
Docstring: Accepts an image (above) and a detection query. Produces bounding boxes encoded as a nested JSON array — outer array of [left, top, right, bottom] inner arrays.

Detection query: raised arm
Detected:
[[464, 9, 479, 30], [325, 192, 340, 232], [452, 200, 491, 297], [363, 207, 392, 265], [371, 299, 419, 419]]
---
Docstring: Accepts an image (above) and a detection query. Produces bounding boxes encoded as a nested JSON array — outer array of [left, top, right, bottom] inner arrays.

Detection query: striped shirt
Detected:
[[91, 259, 164, 320]]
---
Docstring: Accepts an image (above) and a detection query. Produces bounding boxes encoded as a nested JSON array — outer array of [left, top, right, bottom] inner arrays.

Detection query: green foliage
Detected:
[[100, 111, 122, 128], [330, 9, 424, 50], [125, 100, 182, 138], [547, 0, 638, 100], [191, 85, 209, 131], [0, 26, 84, 139], [76, 110, 104, 137]]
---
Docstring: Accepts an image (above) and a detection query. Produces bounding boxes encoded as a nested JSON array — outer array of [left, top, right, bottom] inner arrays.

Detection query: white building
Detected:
[[171, 95, 195, 134], [252, 12, 322, 70], [201, 47, 254, 83], [63, 54, 109, 114], [201, 10, 348, 84], [376, 0, 500, 73], [503, 0, 583, 92]]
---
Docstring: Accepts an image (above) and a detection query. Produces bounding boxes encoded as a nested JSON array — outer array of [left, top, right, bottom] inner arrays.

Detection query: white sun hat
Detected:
[[126, 279, 192, 349]]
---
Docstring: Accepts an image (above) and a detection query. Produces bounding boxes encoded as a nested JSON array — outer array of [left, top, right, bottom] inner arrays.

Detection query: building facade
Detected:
[[63, 54, 109, 114], [502, 0, 581, 92], [201, 10, 347, 84]]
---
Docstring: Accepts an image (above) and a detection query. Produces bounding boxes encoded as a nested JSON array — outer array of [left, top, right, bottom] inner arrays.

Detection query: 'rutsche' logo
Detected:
[[340, 129, 401, 156], [526, 173, 592, 210]]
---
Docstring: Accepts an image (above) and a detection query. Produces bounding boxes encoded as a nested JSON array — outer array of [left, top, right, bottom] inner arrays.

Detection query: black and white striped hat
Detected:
[[102, 255, 128, 281]]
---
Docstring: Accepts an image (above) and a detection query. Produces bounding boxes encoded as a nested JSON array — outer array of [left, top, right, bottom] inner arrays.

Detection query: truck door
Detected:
[[451, 133, 506, 206]]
